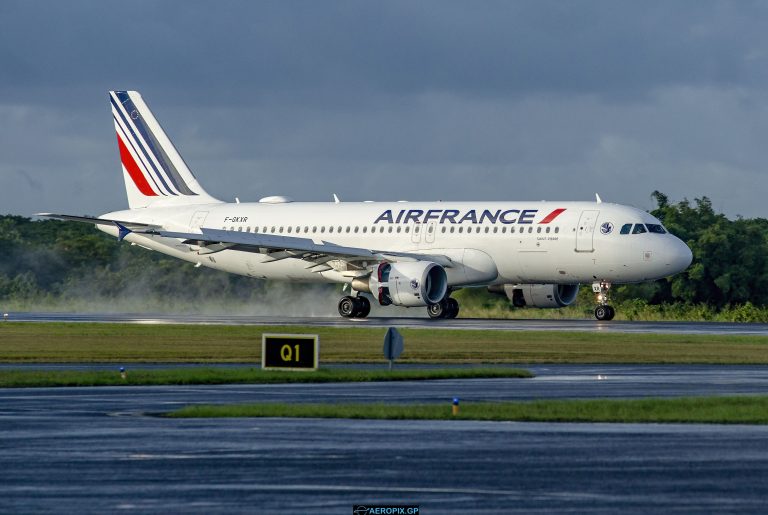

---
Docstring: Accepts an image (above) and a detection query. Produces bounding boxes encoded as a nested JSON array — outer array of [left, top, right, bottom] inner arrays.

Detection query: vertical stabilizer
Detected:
[[109, 90, 220, 209]]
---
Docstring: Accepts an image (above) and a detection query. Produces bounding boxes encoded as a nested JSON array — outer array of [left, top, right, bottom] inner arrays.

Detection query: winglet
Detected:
[[114, 222, 132, 242], [333, 193, 341, 204], [595, 193, 603, 204]]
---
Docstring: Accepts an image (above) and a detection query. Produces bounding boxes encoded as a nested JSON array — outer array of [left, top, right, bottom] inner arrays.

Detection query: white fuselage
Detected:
[[98, 200, 693, 288]]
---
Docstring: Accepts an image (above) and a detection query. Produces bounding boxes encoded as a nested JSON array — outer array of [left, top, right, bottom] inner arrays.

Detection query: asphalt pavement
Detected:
[[2, 365, 768, 513]]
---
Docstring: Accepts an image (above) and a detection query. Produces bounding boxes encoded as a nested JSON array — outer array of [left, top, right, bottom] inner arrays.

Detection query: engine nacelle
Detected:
[[489, 283, 579, 309], [362, 262, 448, 307]]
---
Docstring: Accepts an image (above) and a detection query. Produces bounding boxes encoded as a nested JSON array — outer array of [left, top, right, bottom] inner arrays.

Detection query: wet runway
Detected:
[[2, 365, 768, 513], [6, 311, 768, 335]]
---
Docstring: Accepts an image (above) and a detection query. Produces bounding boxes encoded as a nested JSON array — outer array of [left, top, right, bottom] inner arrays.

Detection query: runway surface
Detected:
[[3, 365, 768, 513], [6, 311, 768, 335]]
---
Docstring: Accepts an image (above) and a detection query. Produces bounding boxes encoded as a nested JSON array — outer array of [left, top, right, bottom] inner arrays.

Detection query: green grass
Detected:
[[0, 366, 532, 388], [1, 322, 768, 364], [168, 396, 768, 424]]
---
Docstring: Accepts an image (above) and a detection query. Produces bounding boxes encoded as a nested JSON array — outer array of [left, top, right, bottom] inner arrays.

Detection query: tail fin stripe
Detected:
[[111, 95, 176, 196], [113, 111, 169, 196], [116, 131, 158, 197], [112, 92, 196, 196], [109, 89, 221, 210]]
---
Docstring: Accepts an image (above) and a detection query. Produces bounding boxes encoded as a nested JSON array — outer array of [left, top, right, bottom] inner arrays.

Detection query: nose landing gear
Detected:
[[592, 281, 615, 321]]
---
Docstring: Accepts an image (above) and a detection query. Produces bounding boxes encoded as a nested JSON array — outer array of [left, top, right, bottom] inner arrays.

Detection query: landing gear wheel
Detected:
[[427, 298, 459, 319], [427, 300, 446, 319], [445, 298, 460, 319], [592, 281, 616, 321], [594, 305, 615, 321], [338, 296, 356, 318], [355, 296, 371, 318]]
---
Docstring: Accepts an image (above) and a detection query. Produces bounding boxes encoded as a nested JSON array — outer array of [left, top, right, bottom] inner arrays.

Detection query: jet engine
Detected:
[[352, 262, 448, 307], [489, 284, 579, 308]]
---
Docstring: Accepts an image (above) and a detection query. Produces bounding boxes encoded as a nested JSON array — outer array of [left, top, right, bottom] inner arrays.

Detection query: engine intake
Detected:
[[357, 262, 448, 307]]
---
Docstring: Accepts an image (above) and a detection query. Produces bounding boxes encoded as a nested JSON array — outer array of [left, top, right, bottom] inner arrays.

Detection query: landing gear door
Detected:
[[575, 210, 599, 252], [190, 211, 209, 232]]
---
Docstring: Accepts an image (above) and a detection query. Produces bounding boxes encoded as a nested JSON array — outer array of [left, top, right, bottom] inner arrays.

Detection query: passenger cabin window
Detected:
[[646, 224, 666, 234], [632, 224, 647, 234], [620, 224, 632, 235]]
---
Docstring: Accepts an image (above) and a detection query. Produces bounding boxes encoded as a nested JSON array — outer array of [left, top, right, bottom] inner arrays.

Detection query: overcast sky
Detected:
[[1, 0, 767, 218]]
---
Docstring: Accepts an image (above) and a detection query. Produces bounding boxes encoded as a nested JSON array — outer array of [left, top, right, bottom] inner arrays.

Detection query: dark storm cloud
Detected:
[[1, 1, 768, 218], [1, 1, 766, 105]]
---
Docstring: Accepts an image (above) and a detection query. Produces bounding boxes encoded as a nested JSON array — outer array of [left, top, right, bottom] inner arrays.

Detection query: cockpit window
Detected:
[[632, 224, 647, 234], [646, 224, 666, 234], [620, 223, 632, 235]]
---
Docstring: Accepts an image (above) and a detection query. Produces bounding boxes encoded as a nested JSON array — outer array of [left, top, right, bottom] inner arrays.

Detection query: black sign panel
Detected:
[[262, 334, 318, 370]]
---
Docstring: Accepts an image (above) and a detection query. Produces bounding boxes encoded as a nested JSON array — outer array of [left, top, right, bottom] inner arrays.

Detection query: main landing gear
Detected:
[[338, 295, 371, 319], [592, 281, 615, 321], [427, 297, 460, 319]]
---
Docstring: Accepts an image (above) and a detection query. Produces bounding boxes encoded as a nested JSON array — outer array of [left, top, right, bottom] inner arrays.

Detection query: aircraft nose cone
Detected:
[[669, 238, 693, 273]]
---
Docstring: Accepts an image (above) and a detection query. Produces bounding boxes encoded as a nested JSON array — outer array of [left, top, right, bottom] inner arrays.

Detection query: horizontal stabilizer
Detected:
[[36, 213, 160, 232]]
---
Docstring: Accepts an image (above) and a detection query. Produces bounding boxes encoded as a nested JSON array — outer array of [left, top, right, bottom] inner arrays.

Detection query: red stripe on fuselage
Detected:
[[117, 133, 157, 196], [539, 208, 566, 224]]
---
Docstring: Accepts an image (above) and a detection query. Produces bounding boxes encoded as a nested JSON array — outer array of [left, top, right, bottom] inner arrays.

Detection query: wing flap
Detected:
[[150, 227, 455, 267]]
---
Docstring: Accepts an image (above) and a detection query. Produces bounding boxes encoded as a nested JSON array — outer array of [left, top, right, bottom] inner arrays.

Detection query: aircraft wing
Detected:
[[147, 227, 455, 269], [36, 214, 454, 270]]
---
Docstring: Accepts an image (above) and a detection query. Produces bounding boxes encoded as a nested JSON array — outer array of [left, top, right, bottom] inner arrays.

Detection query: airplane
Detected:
[[40, 91, 693, 321]]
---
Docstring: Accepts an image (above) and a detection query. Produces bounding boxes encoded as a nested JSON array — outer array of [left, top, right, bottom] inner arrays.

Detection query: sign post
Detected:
[[383, 327, 404, 370], [262, 334, 319, 371]]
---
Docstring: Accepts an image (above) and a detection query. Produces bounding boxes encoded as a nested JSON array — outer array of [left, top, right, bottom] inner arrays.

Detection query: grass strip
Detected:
[[0, 367, 532, 388], [2, 322, 768, 364], [168, 396, 768, 424]]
